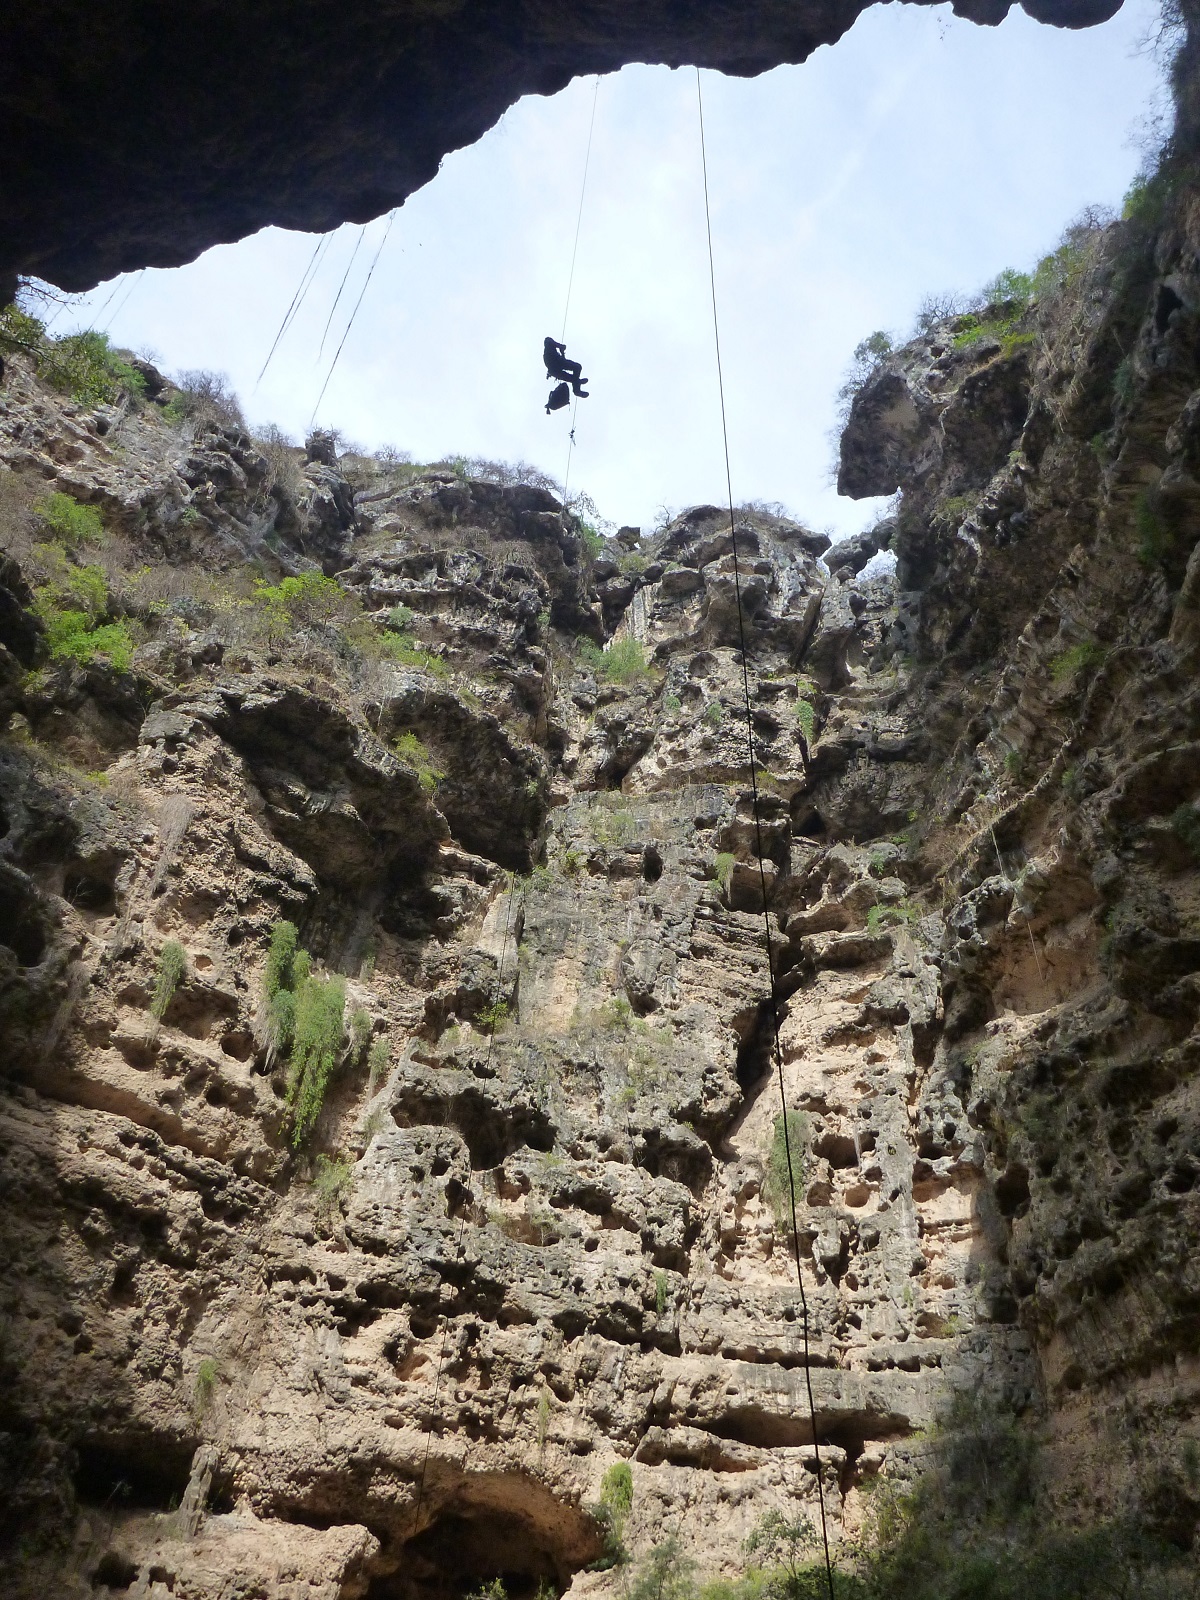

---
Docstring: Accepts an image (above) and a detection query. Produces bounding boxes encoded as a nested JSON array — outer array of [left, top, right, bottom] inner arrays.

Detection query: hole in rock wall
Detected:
[[375, 1512, 561, 1600], [74, 1435, 195, 1510], [0, 870, 48, 966], [734, 999, 777, 1091]]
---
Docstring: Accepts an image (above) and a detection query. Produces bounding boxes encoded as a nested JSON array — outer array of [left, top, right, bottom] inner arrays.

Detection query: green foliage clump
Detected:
[[1, 302, 146, 406], [379, 632, 451, 677], [1049, 639, 1100, 683], [951, 308, 1035, 359], [590, 1462, 635, 1570], [712, 852, 737, 892], [589, 804, 638, 847], [312, 1152, 353, 1222], [837, 331, 894, 413], [38, 607, 134, 672], [465, 1582, 508, 1600], [980, 267, 1034, 305], [794, 675, 816, 743], [350, 1007, 372, 1057], [654, 1269, 670, 1315], [34, 492, 105, 548], [262, 920, 349, 1146], [392, 730, 445, 794], [150, 940, 187, 1021], [703, 699, 724, 729], [254, 570, 351, 628], [866, 900, 921, 935], [933, 492, 980, 530], [477, 997, 511, 1033], [764, 1111, 808, 1233], [193, 1356, 219, 1414], [618, 551, 648, 576], [287, 973, 347, 1146], [579, 523, 605, 558], [386, 603, 415, 631], [28, 512, 135, 671], [627, 1537, 695, 1600], [367, 1037, 392, 1088], [580, 636, 650, 684]]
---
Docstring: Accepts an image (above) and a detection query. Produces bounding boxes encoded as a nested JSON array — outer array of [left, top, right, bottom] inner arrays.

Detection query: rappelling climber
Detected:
[[543, 335, 589, 398], [545, 381, 571, 414]]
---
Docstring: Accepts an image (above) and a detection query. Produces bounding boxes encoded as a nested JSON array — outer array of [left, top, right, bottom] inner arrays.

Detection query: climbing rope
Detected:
[[309, 210, 397, 427], [255, 233, 333, 389], [316, 226, 367, 363], [557, 78, 600, 529], [409, 871, 520, 1532], [695, 68, 838, 1600]]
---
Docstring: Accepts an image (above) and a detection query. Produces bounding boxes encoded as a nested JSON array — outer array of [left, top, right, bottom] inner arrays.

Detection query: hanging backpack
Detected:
[[545, 382, 571, 414]]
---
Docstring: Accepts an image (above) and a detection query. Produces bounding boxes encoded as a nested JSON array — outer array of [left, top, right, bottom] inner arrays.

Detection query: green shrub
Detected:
[[150, 940, 186, 1020], [193, 1356, 219, 1414], [386, 603, 415, 631], [627, 1537, 695, 1600], [866, 901, 920, 935], [34, 492, 104, 548], [37, 606, 134, 671], [265, 920, 299, 999], [312, 1152, 353, 1222], [712, 852, 737, 892], [764, 1111, 808, 1232], [254, 570, 350, 627], [589, 805, 638, 847], [703, 700, 724, 729], [477, 998, 511, 1033], [379, 632, 450, 677], [45, 330, 146, 406], [665, 693, 682, 713], [581, 636, 650, 685], [579, 523, 604, 558], [465, 1582, 508, 1600], [980, 267, 1034, 305], [1113, 355, 1135, 407], [654, 1269, 670, 1314], [350, 1007, 372, 1057], [367, 1037, 391, 1088], [951, 307, 1035, 359], [590, 1462, 635, 1570], [933, 492, 980, 529], [618, 551, 648, 576], [1049, 639, 1100, 683], [392, 730, 445, 794], [795, 686, 816, 744], [287, 973, 347, 1146]]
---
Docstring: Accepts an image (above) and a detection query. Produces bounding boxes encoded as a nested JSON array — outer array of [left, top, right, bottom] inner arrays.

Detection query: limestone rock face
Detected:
[[5, 169, 1200, 1597], [2, 0, 1123, 291]]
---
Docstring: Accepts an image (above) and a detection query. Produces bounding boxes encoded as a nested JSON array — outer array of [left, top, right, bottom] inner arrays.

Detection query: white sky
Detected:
[[59, 0, 1167, 538]]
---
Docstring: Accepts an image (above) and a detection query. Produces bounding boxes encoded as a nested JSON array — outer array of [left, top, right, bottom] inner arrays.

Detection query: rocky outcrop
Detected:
[[4, 0, 1124, 292]]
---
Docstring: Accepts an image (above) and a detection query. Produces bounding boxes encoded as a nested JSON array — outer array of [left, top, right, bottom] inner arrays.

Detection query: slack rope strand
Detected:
[[309, 209, 396, 426], [695, 67, 838, 1600]]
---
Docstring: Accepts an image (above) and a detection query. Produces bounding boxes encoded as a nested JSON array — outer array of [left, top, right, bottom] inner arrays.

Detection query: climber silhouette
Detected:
[[544, 336, 588, 398]]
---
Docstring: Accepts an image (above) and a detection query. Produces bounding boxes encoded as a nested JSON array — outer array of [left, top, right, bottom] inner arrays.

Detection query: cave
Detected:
[[366, 1475, 602, 1600], [373, 1512, 563, 1600]]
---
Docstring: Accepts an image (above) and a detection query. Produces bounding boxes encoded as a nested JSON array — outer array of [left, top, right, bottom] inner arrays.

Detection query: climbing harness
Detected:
[[695, 68, 838, 1600]]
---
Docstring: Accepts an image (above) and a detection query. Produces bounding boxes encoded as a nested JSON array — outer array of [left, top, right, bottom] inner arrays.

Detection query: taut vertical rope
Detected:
[[695, 67, 837, 1600], [409, 872, 519, 1532]]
